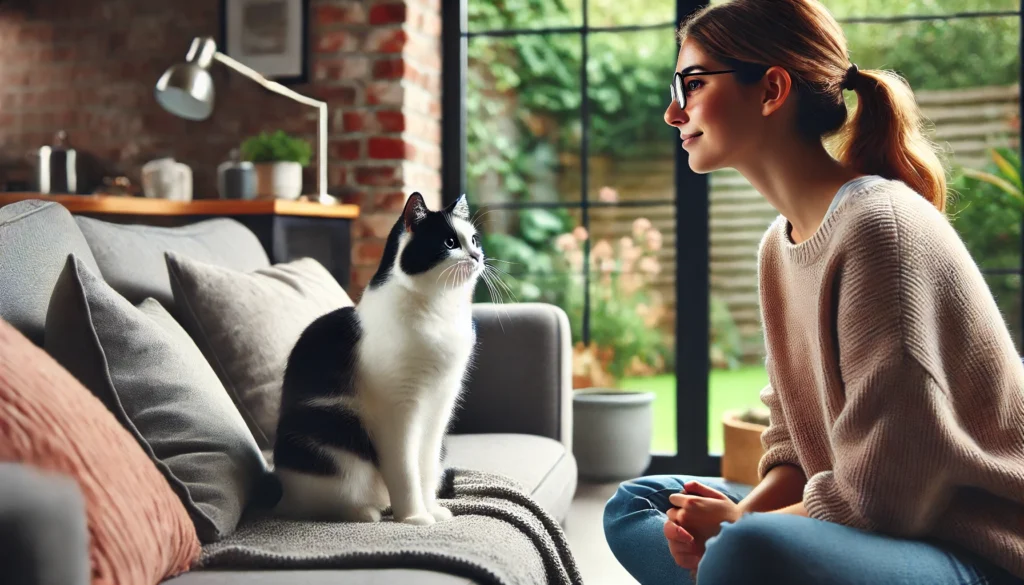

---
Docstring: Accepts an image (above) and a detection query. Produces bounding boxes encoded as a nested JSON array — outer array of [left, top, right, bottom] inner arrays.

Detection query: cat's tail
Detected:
[[437, 467, 457, 500], [250, 470, 284, 509]]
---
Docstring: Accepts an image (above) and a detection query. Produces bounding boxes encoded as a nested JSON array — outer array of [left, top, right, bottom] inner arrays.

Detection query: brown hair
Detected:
[[678, 0, 947, 211]]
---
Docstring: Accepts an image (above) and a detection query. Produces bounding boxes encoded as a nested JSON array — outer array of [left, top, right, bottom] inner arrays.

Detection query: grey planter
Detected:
[[572, 388, 655, 482]]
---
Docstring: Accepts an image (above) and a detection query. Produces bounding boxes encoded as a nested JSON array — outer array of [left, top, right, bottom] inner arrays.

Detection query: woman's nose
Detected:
[[664, 99, 687, 127]]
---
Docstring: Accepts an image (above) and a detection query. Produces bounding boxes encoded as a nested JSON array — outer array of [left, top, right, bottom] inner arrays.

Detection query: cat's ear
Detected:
[[403, 192, 429, 231], [446, 194, 470, 221]]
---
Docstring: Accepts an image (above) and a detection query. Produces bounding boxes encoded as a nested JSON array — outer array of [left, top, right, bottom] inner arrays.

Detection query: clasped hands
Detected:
[[663, 481, 743, 573]]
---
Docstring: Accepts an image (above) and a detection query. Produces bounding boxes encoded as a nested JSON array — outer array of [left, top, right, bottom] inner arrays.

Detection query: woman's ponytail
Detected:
[[833, 68, 947, 211]]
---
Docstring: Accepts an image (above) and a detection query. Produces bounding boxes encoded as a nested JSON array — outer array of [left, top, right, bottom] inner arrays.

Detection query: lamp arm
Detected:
[[213, 51, 329, 200]]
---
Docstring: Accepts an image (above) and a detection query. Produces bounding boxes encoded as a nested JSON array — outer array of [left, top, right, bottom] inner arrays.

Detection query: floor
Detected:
[[563, 480, 640, 585]]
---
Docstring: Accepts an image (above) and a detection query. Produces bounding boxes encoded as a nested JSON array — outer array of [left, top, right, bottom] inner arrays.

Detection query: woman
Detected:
[[602, 1, 1024, 584]]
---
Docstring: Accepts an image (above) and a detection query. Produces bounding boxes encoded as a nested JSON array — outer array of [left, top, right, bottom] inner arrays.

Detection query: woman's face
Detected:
[[664, 39, 766, 174]]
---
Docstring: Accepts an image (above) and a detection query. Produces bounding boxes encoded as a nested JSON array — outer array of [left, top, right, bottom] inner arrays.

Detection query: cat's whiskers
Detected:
[[471, 209, 499, 230], [481, 265, 515, 327]]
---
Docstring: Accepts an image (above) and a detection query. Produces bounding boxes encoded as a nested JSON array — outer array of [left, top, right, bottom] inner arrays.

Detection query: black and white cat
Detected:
[[271, 192, 483, 526]]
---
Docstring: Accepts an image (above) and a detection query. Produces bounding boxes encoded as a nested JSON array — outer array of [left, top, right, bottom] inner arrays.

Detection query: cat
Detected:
[[269, 192, 484, 526]]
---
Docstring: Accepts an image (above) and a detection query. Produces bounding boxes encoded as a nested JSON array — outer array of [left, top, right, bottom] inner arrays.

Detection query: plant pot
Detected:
[[254, 161, 302, 200], [720, 410, 768, 486], [572, 388, 654, 482]]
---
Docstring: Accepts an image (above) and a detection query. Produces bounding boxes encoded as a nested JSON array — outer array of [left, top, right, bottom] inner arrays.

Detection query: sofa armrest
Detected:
[[0, 463, 90, 585], [451, 303, 573, 450]]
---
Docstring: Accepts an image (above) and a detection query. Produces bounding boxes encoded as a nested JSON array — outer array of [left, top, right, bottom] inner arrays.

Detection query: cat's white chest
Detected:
[[355, 289, 475, 395]]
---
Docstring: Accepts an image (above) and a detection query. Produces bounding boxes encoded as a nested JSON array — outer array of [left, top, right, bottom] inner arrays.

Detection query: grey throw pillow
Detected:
[[44, 255, 267, 543], [165, 252, 353, 449]]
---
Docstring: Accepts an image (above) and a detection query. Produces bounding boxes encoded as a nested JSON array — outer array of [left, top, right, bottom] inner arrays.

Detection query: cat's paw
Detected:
[[350, 506, 382, 523], [397, 512, 436, 526], [429, 504, 453, 522]]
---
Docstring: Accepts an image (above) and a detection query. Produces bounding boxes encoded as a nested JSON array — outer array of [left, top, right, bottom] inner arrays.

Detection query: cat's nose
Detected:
[[470, 251, 483, 263]]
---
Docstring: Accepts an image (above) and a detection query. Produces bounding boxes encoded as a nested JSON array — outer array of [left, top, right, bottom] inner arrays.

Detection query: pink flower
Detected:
[[645, 229, 663, 251], [555, 233, 577, 253], [639, 256, 660, 275], [632, 217, 652, 238], [600, 259, 616, 273], [598, 186, 619, 203], [573, 226, 589, 242], [591, 239, 614, 261]]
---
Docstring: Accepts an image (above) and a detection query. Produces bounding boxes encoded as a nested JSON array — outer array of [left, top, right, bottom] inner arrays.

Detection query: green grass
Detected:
[[620, 366, 769, 455]]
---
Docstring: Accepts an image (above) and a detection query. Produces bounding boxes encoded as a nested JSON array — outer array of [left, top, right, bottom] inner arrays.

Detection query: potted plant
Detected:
[[239, 130, 312, 200], [720, 407, 769, 486], [556, 209, 670, 481]]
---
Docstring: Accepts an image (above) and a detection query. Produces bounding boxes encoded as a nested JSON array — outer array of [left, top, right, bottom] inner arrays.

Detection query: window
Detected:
[[443, 0, 1023, 476]]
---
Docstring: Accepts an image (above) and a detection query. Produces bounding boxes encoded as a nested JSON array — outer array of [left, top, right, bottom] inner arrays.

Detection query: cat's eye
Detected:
[[472, 234, 480, 246], [444, 237, 457, 249]]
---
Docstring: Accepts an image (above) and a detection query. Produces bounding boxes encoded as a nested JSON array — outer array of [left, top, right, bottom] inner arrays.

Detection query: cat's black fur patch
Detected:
[[273, 306, 379, 475], [368, 193, 470, 288]]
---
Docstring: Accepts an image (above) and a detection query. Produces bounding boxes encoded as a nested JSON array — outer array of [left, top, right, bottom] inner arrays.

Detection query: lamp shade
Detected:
[[155, 63, 215, 121]]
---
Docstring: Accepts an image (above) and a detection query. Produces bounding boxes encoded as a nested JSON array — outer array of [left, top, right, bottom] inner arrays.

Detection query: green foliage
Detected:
[[465, 0, 1023, 370], [240, 130, 312, 166], [949, 148, 1023, 344]]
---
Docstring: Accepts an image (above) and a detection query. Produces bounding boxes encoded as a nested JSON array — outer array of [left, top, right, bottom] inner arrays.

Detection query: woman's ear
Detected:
[[760, 65, 793, 117]]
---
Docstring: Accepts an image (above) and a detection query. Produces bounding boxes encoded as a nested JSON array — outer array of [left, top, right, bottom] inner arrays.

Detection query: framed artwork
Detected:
[[220, 0, 309, 84]]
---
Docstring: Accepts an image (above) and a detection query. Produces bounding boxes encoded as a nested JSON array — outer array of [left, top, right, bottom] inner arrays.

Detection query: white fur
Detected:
[[276, 212, 482, 526]]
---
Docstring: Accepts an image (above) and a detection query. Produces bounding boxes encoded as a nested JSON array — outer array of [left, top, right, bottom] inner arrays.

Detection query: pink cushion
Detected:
[[0, 317, 200, 584]]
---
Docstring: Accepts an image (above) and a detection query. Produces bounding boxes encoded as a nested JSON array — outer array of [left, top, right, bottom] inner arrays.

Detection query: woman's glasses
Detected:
[[670, 69, 737, 110]]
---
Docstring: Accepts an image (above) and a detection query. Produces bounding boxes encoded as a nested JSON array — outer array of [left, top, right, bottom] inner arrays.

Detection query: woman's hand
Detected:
[[662, 481, 743, 573], [663, 515, 700, 573], [668, 481, 743, 540]]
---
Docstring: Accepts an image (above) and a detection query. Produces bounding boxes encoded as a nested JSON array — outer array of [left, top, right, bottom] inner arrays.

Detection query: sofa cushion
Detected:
[[164, 568, 479, 585], [74, 215, 271, 311], [44, 255, 267, 543], [444, 434, 577, 523], [0, 316, 200, 584], [166, 252, 353, 448], [0, 200, 100, 346]]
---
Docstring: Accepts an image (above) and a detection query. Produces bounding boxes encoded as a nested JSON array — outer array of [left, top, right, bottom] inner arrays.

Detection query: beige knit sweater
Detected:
[[756, 178, 1024, 578]]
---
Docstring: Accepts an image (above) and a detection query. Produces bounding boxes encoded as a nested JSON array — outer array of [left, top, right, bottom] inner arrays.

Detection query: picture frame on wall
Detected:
[[220, 0, 309, 84]]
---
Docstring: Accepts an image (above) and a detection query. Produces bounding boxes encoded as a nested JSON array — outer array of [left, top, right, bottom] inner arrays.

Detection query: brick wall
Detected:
[[0, 0, 442, 300]]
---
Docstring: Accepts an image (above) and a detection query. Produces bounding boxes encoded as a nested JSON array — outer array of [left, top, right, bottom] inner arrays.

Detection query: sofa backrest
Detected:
[[75, 216, 270, 310], [0, 199, 272, 345], [0, 200, 101, 346]]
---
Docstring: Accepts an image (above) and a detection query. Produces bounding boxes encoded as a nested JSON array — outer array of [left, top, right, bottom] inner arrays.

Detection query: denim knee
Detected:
[[697, 513, 797, 584]]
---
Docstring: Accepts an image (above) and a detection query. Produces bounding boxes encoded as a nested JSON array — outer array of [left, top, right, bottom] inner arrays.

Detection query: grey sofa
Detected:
[[0, 198, 578, 585]]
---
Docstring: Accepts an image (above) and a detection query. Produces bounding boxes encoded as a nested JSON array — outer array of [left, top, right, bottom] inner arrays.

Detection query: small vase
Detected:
[[254, 161, 302, 200]]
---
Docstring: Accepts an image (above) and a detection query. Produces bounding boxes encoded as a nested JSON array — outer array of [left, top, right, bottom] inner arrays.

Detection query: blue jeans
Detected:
[[603, 474, 1021, 585]]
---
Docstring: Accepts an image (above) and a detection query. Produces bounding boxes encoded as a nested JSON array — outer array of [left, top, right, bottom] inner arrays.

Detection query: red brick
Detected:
[[312, 85, 358, 106], [376, 191, 408, 211], [342, 112, 367, 132], [366, 81, 403, 106], [315, 3, 366, 25], [366, 28, 407, 53], [369, 3, 407, 25], [314, 57, 369, 81], [329, 166, 348, 187], [373, 58, 405, 80], [331, 139, 362, 161], [316, 30, 360, 53], [355, 165, 402, 187], [369, 137, 414, 160], [354, 240, 386, 264], [377, 110, 405, 133], [357, 213, 398, 238]]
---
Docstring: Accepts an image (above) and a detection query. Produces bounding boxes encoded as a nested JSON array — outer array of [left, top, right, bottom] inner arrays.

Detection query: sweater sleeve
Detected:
[[757, 382, 801, 480], [802, 192, 972, 536], [803, 354, 959, 536]]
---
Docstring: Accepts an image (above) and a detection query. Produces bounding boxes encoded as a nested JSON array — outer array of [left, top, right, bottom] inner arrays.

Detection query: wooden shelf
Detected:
[[0, 193, 361, 219]]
